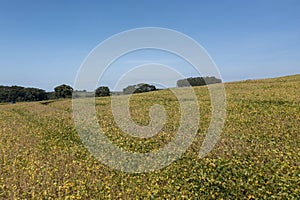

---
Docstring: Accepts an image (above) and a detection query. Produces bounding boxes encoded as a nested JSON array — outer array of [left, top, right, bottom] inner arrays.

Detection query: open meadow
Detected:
[[0, 75, 299, 199]]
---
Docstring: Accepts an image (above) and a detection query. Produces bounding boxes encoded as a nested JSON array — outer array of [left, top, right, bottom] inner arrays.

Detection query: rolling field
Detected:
[[0, 75, 299, 199]]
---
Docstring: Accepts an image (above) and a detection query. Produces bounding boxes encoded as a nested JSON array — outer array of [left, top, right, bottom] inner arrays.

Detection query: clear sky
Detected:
[[0, 0, 299, 91]]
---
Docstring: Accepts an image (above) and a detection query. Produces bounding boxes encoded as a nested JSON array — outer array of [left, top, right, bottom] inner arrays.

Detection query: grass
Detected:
[[0, 74, 300, 199]]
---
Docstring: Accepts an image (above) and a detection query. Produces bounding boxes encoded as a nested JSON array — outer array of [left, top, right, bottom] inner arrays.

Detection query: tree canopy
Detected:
[[95, 86, 110, 97], [0, 86, 47, 103], [123, 83, 156, 94], [177, 76, 221, 87], [54, 84, 73, 98]]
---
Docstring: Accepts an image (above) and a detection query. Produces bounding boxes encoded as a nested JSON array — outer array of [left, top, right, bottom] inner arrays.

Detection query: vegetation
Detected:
[[95, 86, 110, 97], [54, 84, 74, 98], [0, 74, 299, 199], [0, 77, 220, 103], [177, 76, 221, 87], [46, 91, 57, 100], [123, 83, 156, 94], [0, 86, 47, 103]]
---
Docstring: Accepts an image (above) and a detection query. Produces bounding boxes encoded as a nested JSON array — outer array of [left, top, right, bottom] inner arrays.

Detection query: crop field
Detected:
[[0, 75, 299, 199]]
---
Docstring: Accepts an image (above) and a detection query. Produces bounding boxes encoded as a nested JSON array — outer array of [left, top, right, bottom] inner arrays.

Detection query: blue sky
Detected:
[[0, 0, 299, 91]]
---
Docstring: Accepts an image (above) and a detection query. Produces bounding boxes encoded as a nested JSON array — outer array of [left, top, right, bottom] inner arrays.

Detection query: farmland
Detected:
[[0, 74, 299, 199]]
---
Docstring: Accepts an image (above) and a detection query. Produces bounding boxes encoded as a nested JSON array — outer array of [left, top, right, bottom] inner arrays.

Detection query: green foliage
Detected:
[[177, 76, 221, 87], [46, 91, 56, 100], [95, 86, 110, 97], [123, 83, 156, 94], [0, 74, 299, 199], [54, 84, 73, 98], [0, 85, 47, 103]]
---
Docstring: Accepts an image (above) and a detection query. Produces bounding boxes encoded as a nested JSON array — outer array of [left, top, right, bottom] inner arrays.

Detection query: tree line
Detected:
[[0, 76, 221, 103], [0, 86, 47, 103], [0, 84, 112, 103], [176, 76, 221, 87]]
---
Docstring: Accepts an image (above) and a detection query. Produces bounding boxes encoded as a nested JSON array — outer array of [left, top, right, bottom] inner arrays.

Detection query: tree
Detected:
[[177, 76, 221, 87], [46, 92, 56, 100], [123, 83, 156, 94], [0, 85, 47, 103], [95, 86, 110, 97], [54, 84, 73, 98]]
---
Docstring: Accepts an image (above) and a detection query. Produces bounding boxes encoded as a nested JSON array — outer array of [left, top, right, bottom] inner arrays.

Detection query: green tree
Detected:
[[54, 84, 73, 98], [0, 85, 47, 103], [177, 76, 221, 87], [123, 83, 156, 94], [95, 86, 110, 97]]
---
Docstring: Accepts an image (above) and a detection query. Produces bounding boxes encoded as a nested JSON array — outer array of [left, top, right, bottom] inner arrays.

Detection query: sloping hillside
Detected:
[[0, 74, 299, 199]]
